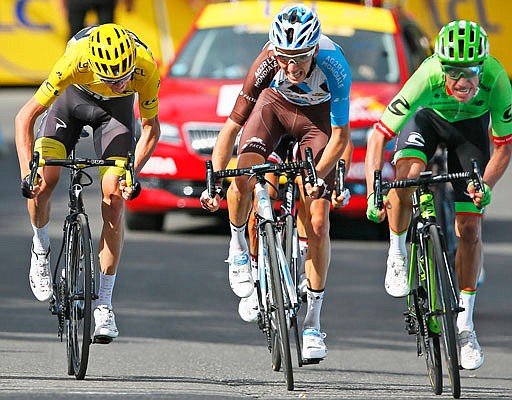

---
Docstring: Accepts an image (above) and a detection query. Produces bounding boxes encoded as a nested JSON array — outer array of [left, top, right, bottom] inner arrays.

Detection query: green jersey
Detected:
[[376, 55, 512, 145]]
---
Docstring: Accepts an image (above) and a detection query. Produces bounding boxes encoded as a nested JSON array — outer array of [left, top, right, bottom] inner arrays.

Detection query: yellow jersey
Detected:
[[34, 26, 160, 119]]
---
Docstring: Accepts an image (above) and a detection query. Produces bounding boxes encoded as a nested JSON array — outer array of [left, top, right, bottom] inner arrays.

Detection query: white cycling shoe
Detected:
[[459, 330, 484, 370], [238, 289, 259, 322], [227, 251, 254, 298], [385, 253, 409, 297], [94, 305, 119, 343], [302, 328, 327, 360], [29, 246, 53, 302]]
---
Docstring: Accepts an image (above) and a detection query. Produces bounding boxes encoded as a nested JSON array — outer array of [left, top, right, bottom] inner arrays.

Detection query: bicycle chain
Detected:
[[57, 276, 67, 341]]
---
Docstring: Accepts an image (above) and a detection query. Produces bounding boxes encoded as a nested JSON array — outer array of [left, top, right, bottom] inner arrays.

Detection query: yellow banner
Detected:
[[403, 0, 512, 77], [0, 0, 202, 85]]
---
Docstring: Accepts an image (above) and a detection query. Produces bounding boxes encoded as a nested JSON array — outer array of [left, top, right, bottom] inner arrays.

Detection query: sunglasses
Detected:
[[99, 73, 133, 85], [442, 64, 483, 80], [274, 47, 316, 65]]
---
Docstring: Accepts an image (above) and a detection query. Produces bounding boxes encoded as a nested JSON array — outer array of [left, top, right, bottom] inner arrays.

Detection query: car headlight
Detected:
[[159, 123, 182, 144]]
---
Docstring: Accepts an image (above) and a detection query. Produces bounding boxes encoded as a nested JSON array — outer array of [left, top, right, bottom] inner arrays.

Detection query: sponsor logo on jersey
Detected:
[[321, 55, 348, 89], [142, 97, 158, 109], [241, 136, 267, 153], [404, 131, 425, 147], [43, 80, 59, 97], [134, 67, 146, 77], [77, 61, 89, 73], [387, 97, 410, 116], [55, 117, 67, 132], [254, 57, 278, 88], [502, 105, 512, 123]]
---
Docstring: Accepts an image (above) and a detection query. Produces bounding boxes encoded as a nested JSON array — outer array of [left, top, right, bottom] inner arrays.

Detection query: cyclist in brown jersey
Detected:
[[201, 4, 352, 361]]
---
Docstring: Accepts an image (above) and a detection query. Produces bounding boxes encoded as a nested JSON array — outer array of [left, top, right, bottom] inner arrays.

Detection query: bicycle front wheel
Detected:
[[281, 214, 303, 366], [264, 222, 294, 391], [65, 213, 94, 380], [429, 225, 461, 398], [413, 239, 442, 395]]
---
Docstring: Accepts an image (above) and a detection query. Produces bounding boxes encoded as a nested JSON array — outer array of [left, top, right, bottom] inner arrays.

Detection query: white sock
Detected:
[[229, 222, 248, 254], [299, 237, 309, 276], [303, 288, 324, 331], [389, 229, 407, 257], [32, 223, 50, 253], [457, 289, 477, 332], [96, 272, 116, 309]]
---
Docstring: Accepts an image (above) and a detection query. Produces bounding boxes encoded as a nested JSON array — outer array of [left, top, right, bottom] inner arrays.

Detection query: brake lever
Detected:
[[335, 159, 346, 195], [374, 169, 383, 210]]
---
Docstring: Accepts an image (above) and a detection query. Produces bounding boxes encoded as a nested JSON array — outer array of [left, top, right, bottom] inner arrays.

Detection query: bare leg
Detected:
[[98, 174, 125, 275]]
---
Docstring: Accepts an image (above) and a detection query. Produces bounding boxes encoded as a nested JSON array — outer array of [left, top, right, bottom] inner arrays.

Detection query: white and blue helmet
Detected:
[[269, 4, 321, 50]]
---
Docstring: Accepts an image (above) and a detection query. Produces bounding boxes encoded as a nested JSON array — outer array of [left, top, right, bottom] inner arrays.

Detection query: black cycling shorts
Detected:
[[394, 108, 490, 209], [36, 84, 136, 160]]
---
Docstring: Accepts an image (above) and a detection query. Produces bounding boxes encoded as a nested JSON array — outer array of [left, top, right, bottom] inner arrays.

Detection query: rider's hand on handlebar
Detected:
[[366, 192, 388, 223], [200, 187, 223, 212], [467, 181, 491, 209], [119, 179, 141, 200], [304, 177, 327, 199], [332, 188, 350, 209], [21, 173, 42, 199]]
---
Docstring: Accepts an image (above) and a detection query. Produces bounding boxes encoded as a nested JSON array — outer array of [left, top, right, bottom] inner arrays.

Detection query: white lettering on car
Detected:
[[141, 156, 178, 175]]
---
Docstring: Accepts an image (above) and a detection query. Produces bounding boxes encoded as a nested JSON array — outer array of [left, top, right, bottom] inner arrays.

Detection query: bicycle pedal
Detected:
[[93, 335, 113, 344], [302, 357, 322, 365]]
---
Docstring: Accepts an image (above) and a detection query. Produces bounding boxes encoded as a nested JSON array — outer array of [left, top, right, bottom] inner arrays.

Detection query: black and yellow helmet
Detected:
[[87, 23, 136, 79]]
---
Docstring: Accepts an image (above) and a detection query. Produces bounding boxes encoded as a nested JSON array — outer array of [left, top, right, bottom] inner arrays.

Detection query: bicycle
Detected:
[[373, 159, 485, 399], [27, 148, 136, 380], [205, 147, 319, 391]]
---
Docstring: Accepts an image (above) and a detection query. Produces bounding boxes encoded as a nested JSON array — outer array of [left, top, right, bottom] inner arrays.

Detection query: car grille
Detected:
[[185, 123, 238, 156], [139, 177, 230, 199]]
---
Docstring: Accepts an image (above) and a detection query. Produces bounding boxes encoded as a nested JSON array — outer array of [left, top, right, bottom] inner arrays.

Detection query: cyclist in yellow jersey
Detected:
[[15, 23, 161, 343]]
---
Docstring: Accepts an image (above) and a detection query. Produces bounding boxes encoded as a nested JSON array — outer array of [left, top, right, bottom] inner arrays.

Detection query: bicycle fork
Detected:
[[254, 182, 298, 351], [405, 239, 440, 357]]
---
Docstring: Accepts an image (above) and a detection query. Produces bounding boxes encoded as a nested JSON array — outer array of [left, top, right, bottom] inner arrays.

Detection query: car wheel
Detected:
[[125, 212, 165, 231]]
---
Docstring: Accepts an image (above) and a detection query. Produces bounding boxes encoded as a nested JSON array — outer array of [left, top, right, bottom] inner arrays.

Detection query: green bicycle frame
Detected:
[[408, 192, 441, 334]]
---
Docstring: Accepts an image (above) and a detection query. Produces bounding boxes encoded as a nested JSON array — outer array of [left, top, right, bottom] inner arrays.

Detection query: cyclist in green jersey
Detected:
[[365, 20, 512, 370]]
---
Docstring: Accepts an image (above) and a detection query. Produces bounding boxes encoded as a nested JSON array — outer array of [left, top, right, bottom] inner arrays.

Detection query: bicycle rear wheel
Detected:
[[413, 241, 442, 395], [264, 222, 294, 391], [429, 225, 461, 398], [65, 213, 94, 380]]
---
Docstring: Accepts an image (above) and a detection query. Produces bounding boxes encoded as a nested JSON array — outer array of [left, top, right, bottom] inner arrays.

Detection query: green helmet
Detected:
[[435, 20, 489, 64]]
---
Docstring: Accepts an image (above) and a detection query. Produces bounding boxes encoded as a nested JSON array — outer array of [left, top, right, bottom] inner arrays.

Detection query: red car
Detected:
[[126, 1, 430, 232]]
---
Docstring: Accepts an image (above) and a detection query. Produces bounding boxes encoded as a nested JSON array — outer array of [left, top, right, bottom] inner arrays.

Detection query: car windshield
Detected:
[[170, 26, 399, 83]]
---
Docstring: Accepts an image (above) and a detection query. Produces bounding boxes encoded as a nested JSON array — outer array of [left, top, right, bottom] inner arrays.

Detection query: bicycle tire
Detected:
[[433, 183, 457, 268], [66, 213, 93, 380], [429, 225, 461, 398], [413, 240, 443, 395], [281, 214, 303, 366], [272, 328, 282, 371], [264, 222, 294, 391], [283, 214, 295, 275]]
